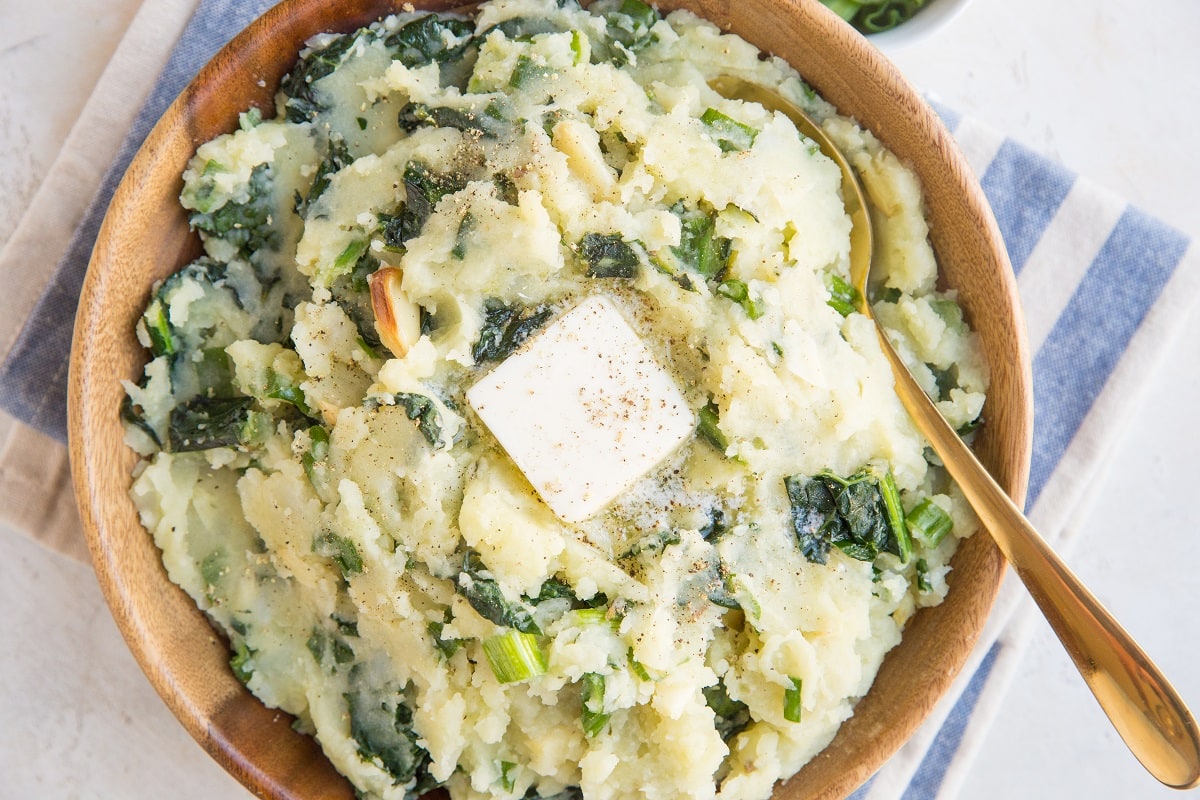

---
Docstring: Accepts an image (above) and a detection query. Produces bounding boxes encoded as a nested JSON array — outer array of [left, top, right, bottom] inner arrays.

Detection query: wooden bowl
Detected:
[[68, 1, 1032, 798]]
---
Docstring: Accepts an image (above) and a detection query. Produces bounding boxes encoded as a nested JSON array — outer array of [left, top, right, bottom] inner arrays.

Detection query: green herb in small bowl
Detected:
[[820, 0, 929, 34]]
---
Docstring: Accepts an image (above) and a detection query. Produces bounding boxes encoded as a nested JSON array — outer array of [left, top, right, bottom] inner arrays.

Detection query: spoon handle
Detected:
[[876, 328, 1200, 788]]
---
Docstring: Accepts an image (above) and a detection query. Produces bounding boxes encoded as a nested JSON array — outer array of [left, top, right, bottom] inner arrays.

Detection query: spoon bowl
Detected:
[[710, 74, 1200, 790]]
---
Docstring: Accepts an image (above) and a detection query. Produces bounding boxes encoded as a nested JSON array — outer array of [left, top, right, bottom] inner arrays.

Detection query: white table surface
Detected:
[[2, 1, 1198, 798]]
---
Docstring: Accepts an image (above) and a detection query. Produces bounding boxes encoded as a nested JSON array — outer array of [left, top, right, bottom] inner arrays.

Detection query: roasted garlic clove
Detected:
[[369, 266, 421, 358]]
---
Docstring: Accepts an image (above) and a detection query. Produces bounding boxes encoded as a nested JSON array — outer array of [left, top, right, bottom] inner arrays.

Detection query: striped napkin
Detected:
[[0, 0, 1196, 796]]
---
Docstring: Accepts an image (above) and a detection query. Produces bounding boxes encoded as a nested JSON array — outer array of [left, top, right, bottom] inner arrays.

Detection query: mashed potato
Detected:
[[123, 2, 986, 798]]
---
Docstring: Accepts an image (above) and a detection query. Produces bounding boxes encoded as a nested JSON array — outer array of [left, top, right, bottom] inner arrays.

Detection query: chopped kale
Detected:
[[427, 608, 463, 659], [305, 136, 352, 212], [483, 15, 569, 41], [591, 0, 659, 64], [698, 507, 728, 541], [229, 638, 255, 685], [715, 279, 761, 319], [697, 399, 729, 453], [167, 396, 271, 453], [824, 272, 862, 317], [784, 467, 910, 565], [452, 211, 476, 260], [391, 392, 442, 447], [189, 164, 281, 257], [398, 101, 506, 137], [509, 54, 555, 88], [528, 578, 608, 610], [397, 160, 469, 245], [669, 203, 731, 280], [307, 627, 355, 670], [457, 551, 542, 634], [472, 298, 554, 363], [385, 14, 475, 67], [168, 348, 236, 402], [141, 298, 175, 357], [700, 107, 758, 153], [120, 394, 160, 447], [302, 424, 330, 487], [345, 675, 432, 789], [580, 232, 642, 278], [581, 673, 611, 737], [704, 678, 750, 742], [280, 32, 361, 123], [315, 531, 364, 576], [493, 172, 519, 205], [619, 530, 681, 560]]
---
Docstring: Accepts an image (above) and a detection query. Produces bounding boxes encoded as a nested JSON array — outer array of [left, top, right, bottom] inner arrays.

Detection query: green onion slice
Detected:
[[483, 630, 547, 684]]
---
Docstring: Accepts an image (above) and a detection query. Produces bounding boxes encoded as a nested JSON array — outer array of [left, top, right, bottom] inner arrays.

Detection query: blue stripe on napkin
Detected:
[[0, 0, 276, 442], [981, 139, 1076, 276], [1027, 206, 1188, 506], [895, 642, 1002, 800]]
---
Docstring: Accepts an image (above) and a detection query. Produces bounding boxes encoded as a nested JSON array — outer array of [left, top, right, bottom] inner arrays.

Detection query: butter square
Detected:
[[467, 295, 695, 523]]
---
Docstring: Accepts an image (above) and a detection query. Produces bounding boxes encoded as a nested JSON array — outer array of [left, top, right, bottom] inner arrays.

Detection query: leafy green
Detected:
[[229, 638, 255, 685], [189, 164, 281, 256], [716, 279, 761, 319], [427, 608, 463, 660], [669, 204, 731, 280], [120, 394, 160, 446], [307, 627, 355, 670], [452, 211, 475, 260], [580, 232, 642, 278], [391, 392, 442, 447], [280, 31, 360, 123], [509, 54, 556, 88], [704, 679, 750, 741], [819, 0, 930, 34], [700, 107, 758, 153], [301, 424, 330, 487], [472, 298, 554, 363], [591, 0, 659, 64], [168, 347, 236, 403], [305, 136, 352, 212], [166, 396, 270, 453], [385, 13, 475, 67], [344, 674, 432, 789], [142, 299, 175, 357], [384, 160, 469, 248], [784, 466, 910, 565], [581, 673, 611, 737], [697, 400, 729, 453], [824, 272, 861, 317], [315, 531, 364, 576], [397, 101, 507, 138], [619, 530, 681, 560], [484, 15, 569, 41], [457, 551, 541, 634]]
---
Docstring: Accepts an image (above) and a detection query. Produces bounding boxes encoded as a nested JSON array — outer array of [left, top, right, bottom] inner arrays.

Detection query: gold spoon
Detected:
[[709, 75, 1200, 789]]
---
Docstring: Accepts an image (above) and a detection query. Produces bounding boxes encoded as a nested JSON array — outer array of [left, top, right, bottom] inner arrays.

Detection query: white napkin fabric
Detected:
[[0, 1, 1195, 796]]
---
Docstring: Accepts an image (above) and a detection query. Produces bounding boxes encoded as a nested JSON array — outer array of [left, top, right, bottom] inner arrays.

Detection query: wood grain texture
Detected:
[[67, 1, 1032, 798]]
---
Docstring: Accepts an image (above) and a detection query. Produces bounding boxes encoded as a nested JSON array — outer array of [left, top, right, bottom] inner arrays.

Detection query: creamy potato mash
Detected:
[[122, 2, 987, 798]]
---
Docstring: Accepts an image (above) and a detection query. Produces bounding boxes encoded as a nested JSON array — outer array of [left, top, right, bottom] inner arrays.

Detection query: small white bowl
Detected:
[[865, 0, 975, 51]]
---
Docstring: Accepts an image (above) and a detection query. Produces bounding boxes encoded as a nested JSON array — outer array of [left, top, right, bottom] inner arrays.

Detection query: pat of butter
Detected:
[[467, 295, 695, 523]]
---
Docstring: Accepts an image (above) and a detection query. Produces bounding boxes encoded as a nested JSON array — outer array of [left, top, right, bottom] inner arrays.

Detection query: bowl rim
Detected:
[[68, 1, 1033, 798]]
